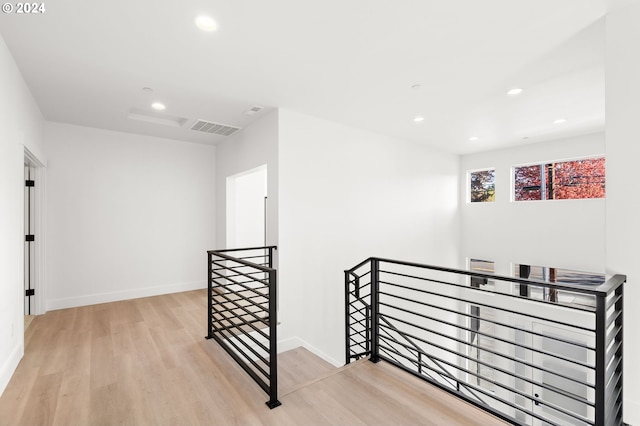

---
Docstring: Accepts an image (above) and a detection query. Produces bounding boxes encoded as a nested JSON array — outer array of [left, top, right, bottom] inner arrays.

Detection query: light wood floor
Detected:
[[0, 290, 507, 425]]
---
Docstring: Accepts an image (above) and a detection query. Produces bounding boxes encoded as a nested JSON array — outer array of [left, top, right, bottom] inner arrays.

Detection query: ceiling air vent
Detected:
[[191, 120, 242, 136], [244, 105, 264, 115]]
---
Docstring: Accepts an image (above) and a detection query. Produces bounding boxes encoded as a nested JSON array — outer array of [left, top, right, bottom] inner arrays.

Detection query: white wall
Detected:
[[215, 110, 279, 249], [605, 3, 640, 423], [0, 35, 45, 395], [45, 122, 215, 310], [278, 109, 460, 365], [460, 132, 606, 276]]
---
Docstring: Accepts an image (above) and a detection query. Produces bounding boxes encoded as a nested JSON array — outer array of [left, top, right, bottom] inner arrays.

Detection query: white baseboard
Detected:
[[625, 397, 640, 425], [46, 280, 207, 311], [0, 342, 24, 397], [278, 336, 342, 367]]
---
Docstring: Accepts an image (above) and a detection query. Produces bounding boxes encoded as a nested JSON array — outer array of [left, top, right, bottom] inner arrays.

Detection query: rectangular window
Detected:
[[469, 169, 495, 203], [514, 157, 605, 201]]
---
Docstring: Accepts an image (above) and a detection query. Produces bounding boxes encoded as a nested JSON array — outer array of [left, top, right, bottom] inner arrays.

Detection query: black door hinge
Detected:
[[25, 289, 35, 296], [25, 180, 35, 187], [25, 235, 35, 242]]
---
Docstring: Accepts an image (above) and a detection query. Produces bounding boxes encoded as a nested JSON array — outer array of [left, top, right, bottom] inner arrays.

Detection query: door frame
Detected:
[[24, 147, 46, 315]]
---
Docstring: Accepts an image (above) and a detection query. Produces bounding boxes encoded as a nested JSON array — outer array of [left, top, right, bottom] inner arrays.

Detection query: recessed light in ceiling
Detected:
[[506, 87, 523, 96], [469, 136, 479, 142], [151, 102, 166, 111], [413, 116, 424, 123], [142, 87, 154, 93], [195, 15, 217, 32], [411, 84, 421, 90], [553, 118, 567, 124]]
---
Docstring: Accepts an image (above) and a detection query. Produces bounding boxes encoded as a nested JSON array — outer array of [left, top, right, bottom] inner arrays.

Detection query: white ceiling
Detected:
[[0, 0, 609, 154]]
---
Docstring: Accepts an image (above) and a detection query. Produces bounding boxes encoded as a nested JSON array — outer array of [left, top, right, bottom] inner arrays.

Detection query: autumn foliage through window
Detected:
[[514, 157, 605, 201], [470, 169, 495, 203]]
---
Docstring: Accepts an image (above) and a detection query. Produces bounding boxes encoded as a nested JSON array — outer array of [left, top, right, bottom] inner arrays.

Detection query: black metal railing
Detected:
[[345, 258, 625, 426], [206, 246, 280, 409]]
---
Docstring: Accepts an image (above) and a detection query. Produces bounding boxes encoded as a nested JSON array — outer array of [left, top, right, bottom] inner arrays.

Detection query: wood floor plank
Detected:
[[0, 289, 509, 426]]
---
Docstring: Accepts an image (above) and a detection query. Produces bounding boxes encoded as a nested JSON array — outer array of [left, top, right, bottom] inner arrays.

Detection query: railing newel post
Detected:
[[370, 258, 380, 363], [595, 293, 606, 426], [266, 266, 281, 409], [345, 270, 351, 364], [206, 251, 213, 339]]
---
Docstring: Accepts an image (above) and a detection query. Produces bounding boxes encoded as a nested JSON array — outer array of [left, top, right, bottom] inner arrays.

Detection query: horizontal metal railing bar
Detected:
[[211, 315, 269, 333], [606, 309, 622, 330], [379, 301, 596, 370], [377, 352, 568, 426], [206, 332, 270, 394], [606, 292, 623, 311], [211, 309, 267, 324], [379, 281, 595, 335], [381, 269, 596, 313], [606, 359, 623, 387], [378, 326, 596, 408], [380, 270, 595, 312], [609, 403, 622, 426], [606, 340, 622, 367], [375, 257, 624, 297], [211, 306, 267, 321], [211, 271, 270, 309], [211, 288, 269, 320], [348, 316, 368, 329], [211, 284, 269, 302], [211, 291, 270, 339], [211, 326, 270, 379], [348, 303, 368, 315], [605, 324, 623, 348], [380, 285, 596, 349], [378, 311, 595, 387], [211, 260, 270, 286], [349, 328, 368, 342], [345, 258, 373, 274], [210, 270, 268, 282], [210, 245, 277, 254], [607, 383, 623, 416], [209, 252, 275, 274], [213, 291, 269, 306], [211, 320, 270, 359], [210, 308, 269, 338], [592, 274, 626, 296]]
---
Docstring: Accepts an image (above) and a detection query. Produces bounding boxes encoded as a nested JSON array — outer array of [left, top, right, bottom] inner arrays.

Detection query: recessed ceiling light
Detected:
[[469, 136, 479, 142], [553, 118, 567, 124], [411, 84, 421, 90], [195, 15, 217, 32], [142, 87, 154, 93], [413, 116, 424, 123], [506, 87, 523, 96], [151, 102, 166, 111]]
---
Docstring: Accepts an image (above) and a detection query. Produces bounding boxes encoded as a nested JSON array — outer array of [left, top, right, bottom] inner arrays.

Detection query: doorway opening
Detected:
[[226, 165, 268, 248], [23, 148, 45, 328]]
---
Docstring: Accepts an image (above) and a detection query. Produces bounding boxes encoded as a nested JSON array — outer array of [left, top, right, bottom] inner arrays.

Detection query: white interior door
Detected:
[[531, 322, 594, 425]]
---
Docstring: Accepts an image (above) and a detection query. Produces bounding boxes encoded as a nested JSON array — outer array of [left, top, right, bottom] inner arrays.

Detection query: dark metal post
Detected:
[[615, 285, 624, 424], [594, 294, 606, 426], [345, 271, 351, 364], [206, 252, 213, 339], [370, 258, 380, 363], [266, 268, 281, 409], [268, 246, 273, 269]]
